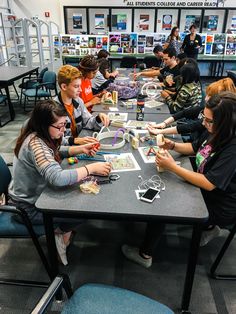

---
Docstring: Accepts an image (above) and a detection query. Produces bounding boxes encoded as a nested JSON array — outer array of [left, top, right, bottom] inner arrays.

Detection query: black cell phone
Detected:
[[140, 187, 160, 203]]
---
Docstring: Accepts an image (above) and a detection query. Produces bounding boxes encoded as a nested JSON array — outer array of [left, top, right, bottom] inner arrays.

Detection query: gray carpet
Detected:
[[0, 82, 236, 314]]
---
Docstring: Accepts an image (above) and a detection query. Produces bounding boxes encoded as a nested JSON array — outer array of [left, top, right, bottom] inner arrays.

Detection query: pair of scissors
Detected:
[[109, 174, 120, 181]]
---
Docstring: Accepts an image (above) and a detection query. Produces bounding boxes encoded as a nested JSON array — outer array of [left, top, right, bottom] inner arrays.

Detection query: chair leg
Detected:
[[210, 223, 236, 280], [20, 210, 54, 281], [13, 84, 19, 100]]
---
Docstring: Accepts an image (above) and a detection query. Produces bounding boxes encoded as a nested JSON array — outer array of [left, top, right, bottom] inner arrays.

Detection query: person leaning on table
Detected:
[[9, 100, 111, 266], [122, 92, 236, 268], [148, 78, 236, 142]]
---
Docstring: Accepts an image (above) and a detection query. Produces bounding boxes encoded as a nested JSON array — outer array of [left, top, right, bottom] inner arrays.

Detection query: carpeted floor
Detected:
[[0, 82, 236, 314]]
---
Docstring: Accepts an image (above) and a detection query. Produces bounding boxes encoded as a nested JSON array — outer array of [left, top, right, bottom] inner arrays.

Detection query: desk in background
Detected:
[[0, 66, 39, 123]]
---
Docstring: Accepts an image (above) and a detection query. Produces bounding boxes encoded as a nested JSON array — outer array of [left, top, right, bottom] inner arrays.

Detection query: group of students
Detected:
[[8, 43, 236, 268]]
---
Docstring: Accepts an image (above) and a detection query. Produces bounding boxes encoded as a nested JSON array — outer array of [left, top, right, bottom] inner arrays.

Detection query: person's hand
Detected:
[[165, 75, 175, 86], [88, 162, 112, 176], [159, 138, 175, 150], [155, 150, 176, 171], [74, 137, 98, 145], [148, 122, 166, 129], [81, 142, 100, 156], [99, 113, 110, 127], [90, 96, 101, 105], [133, 72, 141, 80], [147, 125, 160, 135], [161, 90, 170, 99], [112, 70, 119, 77]]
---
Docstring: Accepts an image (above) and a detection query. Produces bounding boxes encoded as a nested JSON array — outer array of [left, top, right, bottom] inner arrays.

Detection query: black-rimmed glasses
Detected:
[[50, 122, 67, 131], [199, 111, 214, 125]]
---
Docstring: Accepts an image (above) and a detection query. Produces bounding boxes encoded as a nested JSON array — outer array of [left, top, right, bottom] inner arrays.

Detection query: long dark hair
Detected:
[[169, 26, 180, 41], [180, 63, 200, 84], [206, 92, 236, 151], [14, 100, 67, 162]]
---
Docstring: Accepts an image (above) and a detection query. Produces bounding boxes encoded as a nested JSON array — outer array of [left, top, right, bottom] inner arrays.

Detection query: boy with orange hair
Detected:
[[55, 65, 109, 145]]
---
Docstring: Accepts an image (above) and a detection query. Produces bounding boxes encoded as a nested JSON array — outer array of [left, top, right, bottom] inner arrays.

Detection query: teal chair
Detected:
[[0, 155, 52, 287], [18, 67, 48, 106], [32, 276, 174, 314], [0, 94, 10, 127], [21, 70, 58, 111]]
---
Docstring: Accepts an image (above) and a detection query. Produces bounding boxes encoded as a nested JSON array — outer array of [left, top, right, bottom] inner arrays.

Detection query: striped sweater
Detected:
[[9, 134, 78, 205]]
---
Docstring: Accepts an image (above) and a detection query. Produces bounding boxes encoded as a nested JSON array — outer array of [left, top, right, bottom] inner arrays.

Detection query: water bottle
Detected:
[[136, 94, 145, 121]]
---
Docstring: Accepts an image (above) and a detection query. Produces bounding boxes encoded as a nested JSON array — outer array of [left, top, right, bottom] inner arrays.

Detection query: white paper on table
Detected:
[[109, 107, 119, 112], [103, 153, 141, 172], [145, 100, 165, 108]]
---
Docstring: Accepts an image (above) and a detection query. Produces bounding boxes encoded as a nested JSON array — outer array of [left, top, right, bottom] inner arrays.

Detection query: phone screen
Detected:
[[141, 188, 159, 201]]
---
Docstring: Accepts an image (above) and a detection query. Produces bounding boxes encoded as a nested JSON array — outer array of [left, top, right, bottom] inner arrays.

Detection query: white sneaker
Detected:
[[121, 245, 152, 268], [200, 225, 229, 247], [55, 233, 68, 265]]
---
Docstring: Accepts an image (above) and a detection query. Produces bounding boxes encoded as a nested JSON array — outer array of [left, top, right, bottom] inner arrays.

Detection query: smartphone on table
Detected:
[[140, 187, 160, 203]]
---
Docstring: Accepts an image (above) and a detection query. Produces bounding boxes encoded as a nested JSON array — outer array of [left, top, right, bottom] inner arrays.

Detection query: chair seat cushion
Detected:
[[0, 95, 7, 103], [23, 89, 50, 97], [62, 283, 174, 314], [0, 212, 45, 236]]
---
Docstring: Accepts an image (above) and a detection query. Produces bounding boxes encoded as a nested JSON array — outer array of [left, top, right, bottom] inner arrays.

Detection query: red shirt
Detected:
[[80, 78, 93, 107]]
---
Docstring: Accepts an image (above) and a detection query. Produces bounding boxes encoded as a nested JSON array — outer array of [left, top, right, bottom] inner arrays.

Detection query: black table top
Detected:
[[0, 66, 39, 84], [36, 112, 208, 224]]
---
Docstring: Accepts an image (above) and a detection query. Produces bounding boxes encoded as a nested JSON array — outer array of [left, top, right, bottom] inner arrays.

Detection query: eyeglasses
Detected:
[[199, 111, 214, 125], [50, 122, 67, 131]]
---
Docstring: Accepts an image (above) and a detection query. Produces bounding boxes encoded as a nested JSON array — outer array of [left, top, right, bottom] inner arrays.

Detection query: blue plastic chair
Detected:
[[32, 276, 174, 314], [0, 155, 52, 287], [0, 94, 9, 127], [18, 67, 48, 106], [21, 70, 58, 111]]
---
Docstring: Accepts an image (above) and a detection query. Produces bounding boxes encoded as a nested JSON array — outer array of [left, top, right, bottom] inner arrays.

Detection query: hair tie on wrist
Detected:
[[84, 165, 89, 176]]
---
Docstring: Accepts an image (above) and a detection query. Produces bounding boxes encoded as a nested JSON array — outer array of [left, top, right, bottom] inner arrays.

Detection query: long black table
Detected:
[[36, 111, 208, 313], [0, 66, 39, 123]]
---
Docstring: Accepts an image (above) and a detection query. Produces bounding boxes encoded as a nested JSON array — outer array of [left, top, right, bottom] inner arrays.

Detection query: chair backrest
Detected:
[[120, 56, 137, 68], [143, 56, 161, 68], [42, 71, 57, 90], [0, 155, 11, 195], [38, 67, 49, 81], [64, 57, 81, 67], [227, 71, 236, 86]]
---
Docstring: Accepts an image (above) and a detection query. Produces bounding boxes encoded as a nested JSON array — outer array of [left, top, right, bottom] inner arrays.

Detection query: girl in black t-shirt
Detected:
[[122, 92, 236, 268]]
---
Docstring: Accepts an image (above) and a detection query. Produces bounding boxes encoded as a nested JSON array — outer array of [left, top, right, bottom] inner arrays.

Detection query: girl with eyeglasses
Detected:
[[9, 100, 111, 265], [122, 92, 236, 268]]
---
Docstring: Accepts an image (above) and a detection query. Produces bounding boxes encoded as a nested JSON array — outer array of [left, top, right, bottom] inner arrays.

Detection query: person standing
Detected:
[[165, 26, 182, 55], [181, 24, 202, 59]]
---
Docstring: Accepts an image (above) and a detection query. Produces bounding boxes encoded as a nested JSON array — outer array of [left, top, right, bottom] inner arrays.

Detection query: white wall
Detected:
[[12, 0, 236, 34]]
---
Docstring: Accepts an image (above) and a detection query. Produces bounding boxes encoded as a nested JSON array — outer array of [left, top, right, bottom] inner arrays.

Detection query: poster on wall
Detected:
[[198, 33, 206, 54], [109, 33, 122, 53], [205, 34, 214, 54], [73, 14, 82, 29], [212, 34, 225, 55], [95, 14, 105, 29], [139, 14, 150, 31], [117, 14, 127, 30], [207, 15, 218, 31], [162, 15, 172, 30], [185, 15, 200, 31], [225, 35, 236, 55], [231, 16, 236, 30], [88, 37, 96, 48]]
